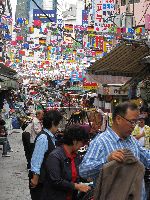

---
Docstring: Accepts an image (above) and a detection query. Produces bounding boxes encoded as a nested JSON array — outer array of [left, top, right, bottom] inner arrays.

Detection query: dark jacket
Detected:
[[94, 149, 145, 200], [41, 146, 81, 200]]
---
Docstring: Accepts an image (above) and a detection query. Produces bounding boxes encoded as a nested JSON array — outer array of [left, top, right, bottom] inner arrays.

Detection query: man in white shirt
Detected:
[[23, 110, 44, 169], [26, 111, 43, 144]]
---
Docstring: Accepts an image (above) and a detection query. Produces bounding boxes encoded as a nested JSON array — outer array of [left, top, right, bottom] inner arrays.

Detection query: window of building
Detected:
[[121, 0, 140, 6]]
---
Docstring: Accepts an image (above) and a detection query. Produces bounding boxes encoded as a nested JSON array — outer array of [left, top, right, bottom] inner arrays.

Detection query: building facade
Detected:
[[15, 0, 30, 20]]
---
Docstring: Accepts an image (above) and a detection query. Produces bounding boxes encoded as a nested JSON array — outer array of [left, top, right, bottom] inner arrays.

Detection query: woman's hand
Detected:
[[74, 183, 91, 193]]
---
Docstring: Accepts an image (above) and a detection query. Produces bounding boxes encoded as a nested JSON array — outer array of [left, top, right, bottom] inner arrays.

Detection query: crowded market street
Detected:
[[0, 0, 150, 200]]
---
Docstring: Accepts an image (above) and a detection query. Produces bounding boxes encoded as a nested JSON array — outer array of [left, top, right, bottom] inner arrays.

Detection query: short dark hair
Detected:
[[112, 102, 138, 120], [43, 110, 63, 129], [140, 106, 149, 113], [63, 125, 89, 145]]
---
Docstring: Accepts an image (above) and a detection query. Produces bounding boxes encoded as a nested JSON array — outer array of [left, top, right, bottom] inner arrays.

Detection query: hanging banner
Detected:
[[94, 0, 115, 32], [82, 10, 89, 27], [33, 9, 57, 23], [95, 35, 104, 50]]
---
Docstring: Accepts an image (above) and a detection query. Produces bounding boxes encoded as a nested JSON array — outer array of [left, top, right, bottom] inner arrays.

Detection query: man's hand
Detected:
[[108, 149, 125, 162], [30, 174, 39, 188], [74, 183, 91, 193]]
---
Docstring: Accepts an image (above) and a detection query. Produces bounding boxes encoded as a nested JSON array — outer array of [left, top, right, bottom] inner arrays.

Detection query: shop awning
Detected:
[[85, 74, 131, 85], [88, 42, 150, 77], [0, 63, 17, 78]]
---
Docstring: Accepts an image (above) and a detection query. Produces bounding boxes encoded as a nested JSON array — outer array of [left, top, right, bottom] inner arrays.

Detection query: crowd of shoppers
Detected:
[[1, 96, 149, 200], [21, 101, 149, 200]]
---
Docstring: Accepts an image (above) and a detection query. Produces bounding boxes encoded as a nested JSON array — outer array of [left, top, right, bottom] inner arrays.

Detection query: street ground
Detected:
[[0, 129, 31, 200]]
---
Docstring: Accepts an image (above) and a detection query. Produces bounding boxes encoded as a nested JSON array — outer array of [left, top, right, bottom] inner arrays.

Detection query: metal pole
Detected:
[[133, 0, 134, 16], [85, 0, 87, 10]]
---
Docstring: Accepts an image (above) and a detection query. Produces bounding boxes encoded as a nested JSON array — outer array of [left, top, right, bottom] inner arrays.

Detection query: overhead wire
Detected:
[[137, 3, 150, 26]]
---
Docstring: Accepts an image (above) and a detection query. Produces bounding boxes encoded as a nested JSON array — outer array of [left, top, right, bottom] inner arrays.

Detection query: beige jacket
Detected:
[[94, 149, 145, 200]]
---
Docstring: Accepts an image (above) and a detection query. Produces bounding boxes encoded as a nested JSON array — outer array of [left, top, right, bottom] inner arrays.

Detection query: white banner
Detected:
[[94, 0, 115, 32]]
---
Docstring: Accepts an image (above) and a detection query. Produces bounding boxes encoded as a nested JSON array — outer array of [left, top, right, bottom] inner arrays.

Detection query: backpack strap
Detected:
[[34, 130, 55, 183], [42, 131, 55, 159]]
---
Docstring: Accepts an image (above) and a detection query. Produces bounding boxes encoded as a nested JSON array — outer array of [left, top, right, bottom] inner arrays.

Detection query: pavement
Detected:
[[0, 129, 31, 200]]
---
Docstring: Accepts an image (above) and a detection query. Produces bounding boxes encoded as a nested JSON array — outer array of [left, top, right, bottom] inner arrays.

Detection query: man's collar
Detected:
[[107, 126, 131, 142]]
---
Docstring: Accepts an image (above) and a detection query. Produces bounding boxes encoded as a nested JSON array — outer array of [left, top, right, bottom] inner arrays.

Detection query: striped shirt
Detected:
[[31, 128, 56, 175], [79, 127, 150, 200]]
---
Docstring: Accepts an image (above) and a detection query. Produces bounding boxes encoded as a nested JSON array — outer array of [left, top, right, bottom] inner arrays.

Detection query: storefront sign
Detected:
[[83, 82, 98, 90], [103, 86, 128, 95]]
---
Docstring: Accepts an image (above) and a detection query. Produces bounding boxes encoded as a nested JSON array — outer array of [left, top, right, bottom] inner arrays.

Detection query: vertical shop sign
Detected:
[[94, 0, 115, 32]]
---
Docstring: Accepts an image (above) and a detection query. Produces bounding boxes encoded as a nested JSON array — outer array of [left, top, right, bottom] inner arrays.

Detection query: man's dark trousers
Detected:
[[22, 131, 31, 169], [29, 171, 43, 200]]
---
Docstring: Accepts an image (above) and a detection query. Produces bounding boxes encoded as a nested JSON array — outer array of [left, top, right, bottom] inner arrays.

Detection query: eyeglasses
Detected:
[[119, 115, 137, 126]]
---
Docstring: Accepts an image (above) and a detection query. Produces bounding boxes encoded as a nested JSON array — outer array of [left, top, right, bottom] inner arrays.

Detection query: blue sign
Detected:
[[33, 9, 57, 23], [71, 71, 79, 82]]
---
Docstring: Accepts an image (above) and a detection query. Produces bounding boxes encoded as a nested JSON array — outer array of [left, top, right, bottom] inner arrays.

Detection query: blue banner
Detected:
[[82, 10, 89, 27], [33, 9, 57, 23]]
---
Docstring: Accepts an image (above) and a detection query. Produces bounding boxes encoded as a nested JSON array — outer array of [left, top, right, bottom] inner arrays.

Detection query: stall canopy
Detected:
[[0, 63, 17, 79], [88, 42, 150, 77]]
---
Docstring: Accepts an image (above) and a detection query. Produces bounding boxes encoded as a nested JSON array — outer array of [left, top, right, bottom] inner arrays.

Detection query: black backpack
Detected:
[[33, 130, 55, 183]]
